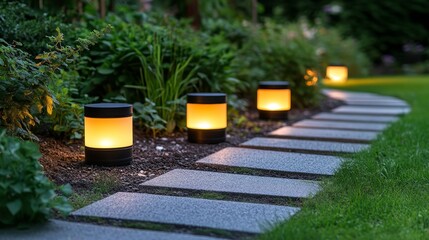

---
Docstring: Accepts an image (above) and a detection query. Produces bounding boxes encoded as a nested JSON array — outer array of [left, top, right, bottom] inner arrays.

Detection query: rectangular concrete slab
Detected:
[[72, 193, 300, 234], [312, 113, 399, 123], [293, 119, 388, 131], [269, 126, 378, 143], [322, 89, 400, 101], [141, 169, 320, 198], [240, 137, 368, 154], [322, 89, 379, 99], [332, 106, 410, 115], [344, 100, 408, 107], [0, 220, 223, 240], [196, 147, 342, 176]]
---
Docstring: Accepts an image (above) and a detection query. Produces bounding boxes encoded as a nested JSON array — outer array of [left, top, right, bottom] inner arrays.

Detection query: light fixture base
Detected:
[[85, 146, 132, 166], [188, 128, 226, 144], [258, 110, 288, 120]]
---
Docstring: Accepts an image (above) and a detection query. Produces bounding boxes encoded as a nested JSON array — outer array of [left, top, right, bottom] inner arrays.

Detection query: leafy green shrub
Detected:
[[79, 13, 240, 96], [0, 27, 109, 140], [133, 99, 166, 137], [0, 1, 72, 56], [310, 21, 370, 77], [234, 20, 321, 108], [37, 27, 110, 139], [77, 13, 239, 133], [202, 18, 250, 48], [0, 39, 54, 139], [0, 130, 72, 226]]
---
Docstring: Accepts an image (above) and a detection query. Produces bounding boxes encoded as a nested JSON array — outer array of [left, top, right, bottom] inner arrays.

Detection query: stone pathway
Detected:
[[7, 89, 409, 239]]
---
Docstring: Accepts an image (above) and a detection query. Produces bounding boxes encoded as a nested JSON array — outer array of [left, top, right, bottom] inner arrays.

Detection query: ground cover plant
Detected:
[[261, 75, 429, 239], [0, 130, 72, 226]]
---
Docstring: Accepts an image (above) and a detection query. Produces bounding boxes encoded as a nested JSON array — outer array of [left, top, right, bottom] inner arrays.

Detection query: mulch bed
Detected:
[[39, 97, 342, 194]]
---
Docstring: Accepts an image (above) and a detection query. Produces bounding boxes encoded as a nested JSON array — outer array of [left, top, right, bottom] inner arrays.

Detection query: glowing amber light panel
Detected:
[[257, 89, 291, 111], [186, 103, 227, 129], [326, 66, 348, 83], [85, 117, 133, 148]]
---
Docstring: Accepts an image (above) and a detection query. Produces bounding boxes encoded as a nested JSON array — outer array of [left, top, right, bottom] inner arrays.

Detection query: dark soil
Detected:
[[39, 97, 342, 195]]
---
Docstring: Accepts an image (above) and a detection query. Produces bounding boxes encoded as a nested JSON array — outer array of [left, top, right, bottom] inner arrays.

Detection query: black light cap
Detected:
[[187, 93, 226, 104], [85, 103, 133, 118], [258, 81, 290, 89]]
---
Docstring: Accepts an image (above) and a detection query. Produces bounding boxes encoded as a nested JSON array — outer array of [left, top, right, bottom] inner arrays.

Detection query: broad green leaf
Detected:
[[7, 199, 22, 216], [97, 67, 114, 75]]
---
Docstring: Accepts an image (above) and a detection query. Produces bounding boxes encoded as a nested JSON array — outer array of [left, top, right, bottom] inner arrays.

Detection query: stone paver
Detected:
[[0, 220, 223, 240], [293, 119, 388, 131], [312, 113, 399, 123], [344, 99, 408, 107], [196, 147, 342, 176], [269, 126, 378, 143], [72, 193, 300, 234], [240, 137, 368, 154], [140, 169, 320, 198], [322, 89, 401, 101], [332, 106, 410, 115], [322, 89, 379, 99]]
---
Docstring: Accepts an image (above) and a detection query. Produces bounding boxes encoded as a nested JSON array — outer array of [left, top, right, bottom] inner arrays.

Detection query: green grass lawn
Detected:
[[261, 75, 429, 239]]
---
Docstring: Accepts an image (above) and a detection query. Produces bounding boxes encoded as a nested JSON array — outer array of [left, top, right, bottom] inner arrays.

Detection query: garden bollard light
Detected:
[[257, 81, 291, 120], [84, 103, 133, 166], [326, 64, 348, 83], [186, 93, 227, 144]]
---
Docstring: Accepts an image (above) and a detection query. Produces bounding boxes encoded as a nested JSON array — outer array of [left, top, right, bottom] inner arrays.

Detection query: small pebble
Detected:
[[156, 146, 164, 151]]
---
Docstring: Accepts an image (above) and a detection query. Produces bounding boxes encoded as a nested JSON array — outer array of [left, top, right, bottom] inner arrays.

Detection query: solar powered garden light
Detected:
[[186, 93, 227, 144], [84, 103, 133, 166], [257, 81, 291, 120], [326, 64, 348, 83]]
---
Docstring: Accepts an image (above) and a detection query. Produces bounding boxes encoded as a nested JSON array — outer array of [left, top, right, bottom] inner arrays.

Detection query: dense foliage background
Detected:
[[0, 0, 377, 139], [2, 0, 425, 137], [261, 0, 429, 72]]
